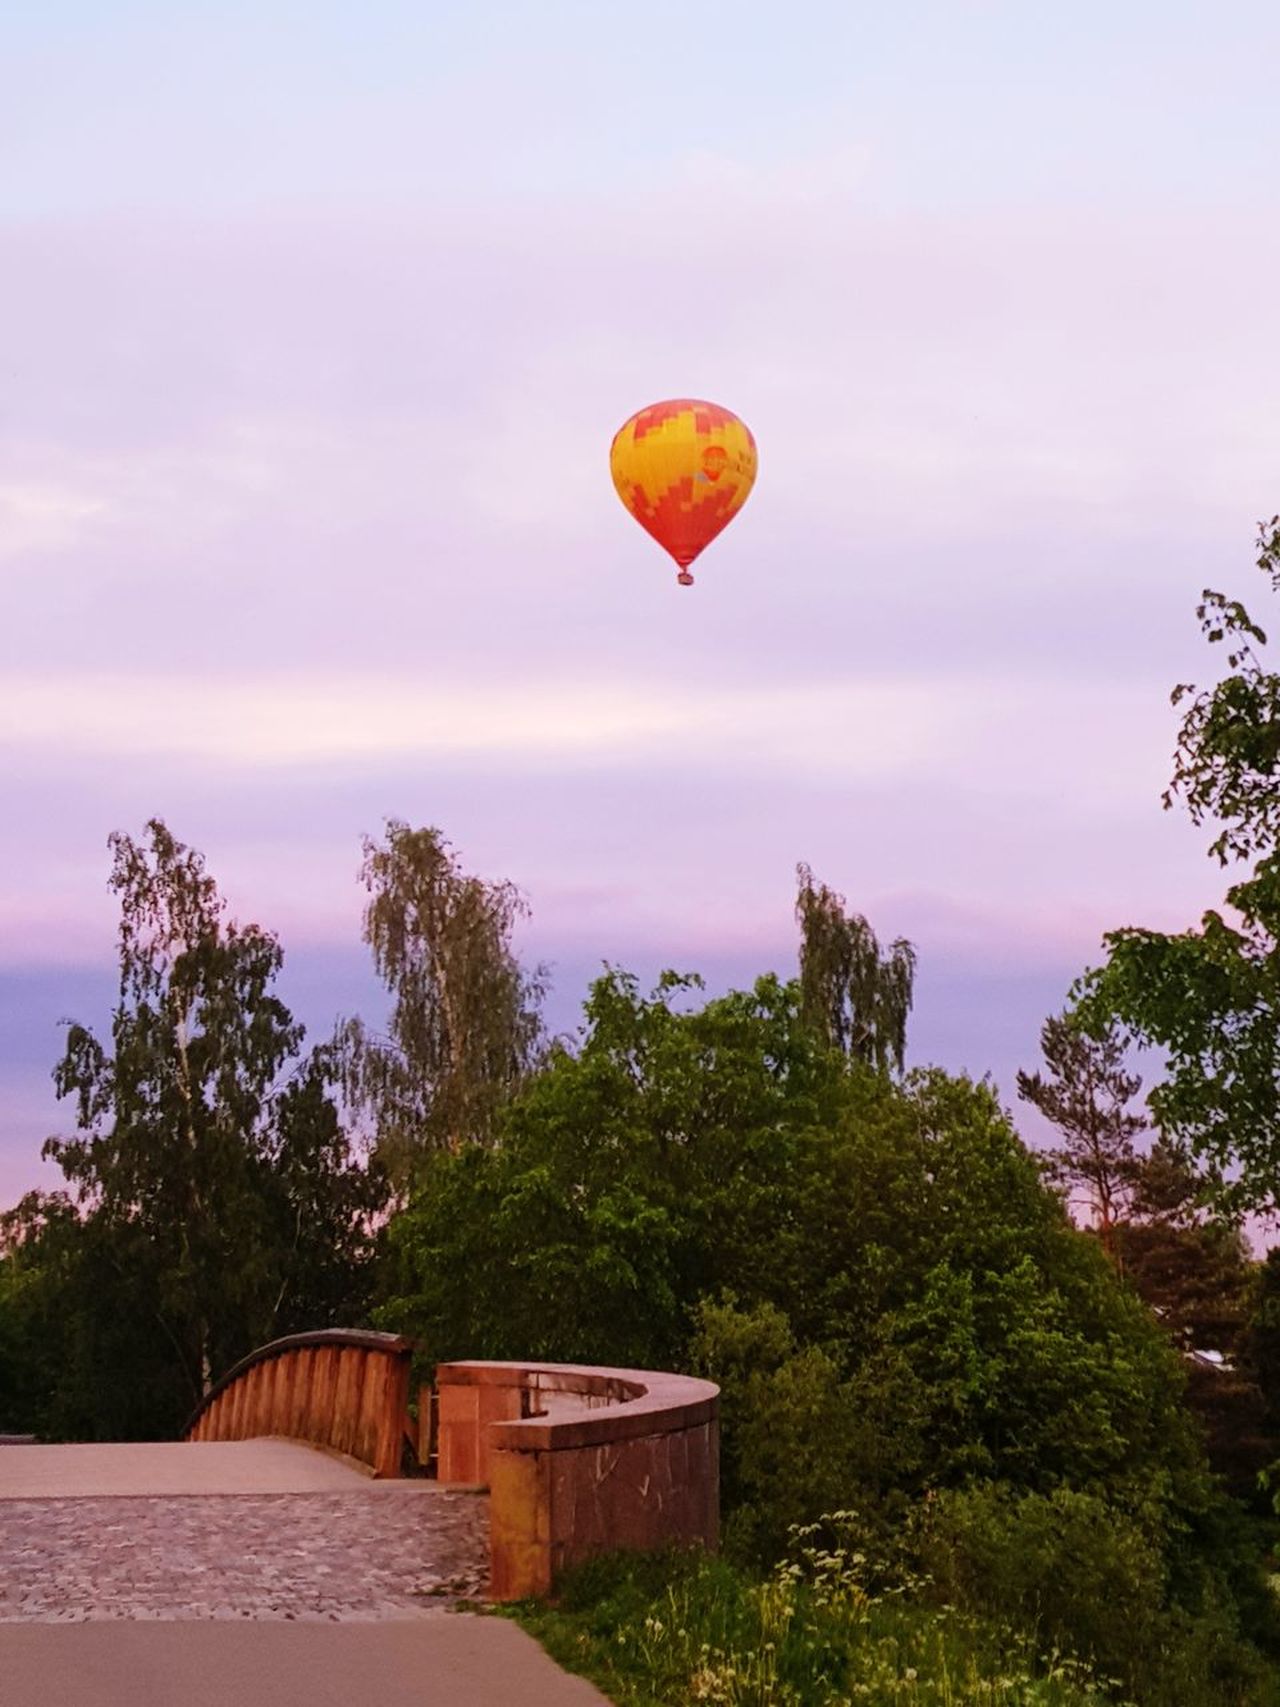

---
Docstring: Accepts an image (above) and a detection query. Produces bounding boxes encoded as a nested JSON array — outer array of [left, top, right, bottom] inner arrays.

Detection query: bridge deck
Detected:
[[0, 1442, 488, 1620], [0, 1439, 610, 1703], [0, 1438, 403, 1498]]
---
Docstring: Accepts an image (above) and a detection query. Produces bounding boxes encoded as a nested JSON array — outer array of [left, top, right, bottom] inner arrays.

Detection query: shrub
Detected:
[[913, 1486, 1279, 1707]]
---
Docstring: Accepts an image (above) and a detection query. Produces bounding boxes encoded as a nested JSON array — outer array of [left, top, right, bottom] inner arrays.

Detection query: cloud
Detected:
[[0, 670, 928, 765], [2, 202, 1272, 714], [2, 147, 1274, 1205], [0, 483, 106, 558], [0, 655, 1181, 827]]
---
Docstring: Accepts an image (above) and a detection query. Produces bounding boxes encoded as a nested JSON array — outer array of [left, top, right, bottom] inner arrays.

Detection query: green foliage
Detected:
[[690, 1296, 903, 1563], [515, 1492, 1280, 1707], [339, 821, 547, 1181], [916, 1486, 1280, 1707], [796, 862, 916, 1072], [1077, 519, 1280, 1215], [1074, 911, 1280, 1217], [512, 1546, 1122, 1707], [378, 967, 836, 1370], [376, 956, 1280, 1690], [1164, 519, 1280, 867], [1017, 1008, 1268, 1493], [379, 970, 1265, 1649], [1243, 1250, 1280, 1433], [1119, 1139, 1248, 1349], [2, 821, 384, 1437], [262, 1042, 390, 1334], [0, 1190, 194, 1438]]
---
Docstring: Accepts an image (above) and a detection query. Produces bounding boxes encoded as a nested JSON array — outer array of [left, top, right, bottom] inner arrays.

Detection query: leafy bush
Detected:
[[912, 1488, 1277, 1707]]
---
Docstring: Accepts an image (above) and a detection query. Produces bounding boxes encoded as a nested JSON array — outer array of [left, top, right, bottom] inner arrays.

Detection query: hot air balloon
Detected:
[[609, 399, 757, 586]]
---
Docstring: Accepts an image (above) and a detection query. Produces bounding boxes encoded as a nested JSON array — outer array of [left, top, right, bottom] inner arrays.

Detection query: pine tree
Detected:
[[1016, 1013, 1145, 1258]]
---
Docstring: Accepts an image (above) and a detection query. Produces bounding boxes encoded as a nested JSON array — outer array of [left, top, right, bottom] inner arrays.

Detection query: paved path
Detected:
[[0, 1619, 611, 1706], [0, 1439, 394, 1497], [1, 1488, 490, 1619], [0, 1440, 611, 1705]]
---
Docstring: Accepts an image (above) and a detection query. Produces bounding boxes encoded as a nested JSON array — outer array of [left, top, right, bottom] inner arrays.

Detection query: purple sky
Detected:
[[4, 3, 1280, 1204]]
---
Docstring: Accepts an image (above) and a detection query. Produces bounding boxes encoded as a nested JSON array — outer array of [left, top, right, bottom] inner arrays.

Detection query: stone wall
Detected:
[[435, 1360, 719, 1600]]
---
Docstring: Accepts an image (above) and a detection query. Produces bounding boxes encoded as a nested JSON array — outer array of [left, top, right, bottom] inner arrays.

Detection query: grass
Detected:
[[508, 1548, 1124, 1707]]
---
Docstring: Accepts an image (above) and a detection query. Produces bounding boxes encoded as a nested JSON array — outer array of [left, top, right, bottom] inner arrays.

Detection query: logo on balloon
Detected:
[[701, 445, 729, 482]]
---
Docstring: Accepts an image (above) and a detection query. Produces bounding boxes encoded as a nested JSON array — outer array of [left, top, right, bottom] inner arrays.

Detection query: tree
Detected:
[[1117, 1145, 1265, 1496], [795, 863, 915, 1072], [1, 1187, 192, 1440], [1116, 1144, 1249, 1352], [1016, 1016, 1265, 1490], [372, 961, 1280, 1697], [262, 1043, 389, 1336], [33, 820, 382, 1430], [340, 822, 547, 1180], [48, 820, 297, 1397], [1076, 518, 1280, 1216], [1241, 1249, 1280, 1439], [379, 966, 1204, 1506], [0, 1193, 86, 1435], [1016, 1012, 1146, 1259]]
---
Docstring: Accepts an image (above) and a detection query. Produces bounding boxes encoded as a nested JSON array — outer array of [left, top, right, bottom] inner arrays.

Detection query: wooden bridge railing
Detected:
[[184, 1329, 414, 1478]]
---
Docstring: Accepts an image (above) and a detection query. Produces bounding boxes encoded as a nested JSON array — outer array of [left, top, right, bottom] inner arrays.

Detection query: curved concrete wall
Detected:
[[435, 1360, 720, 1600], [184, 1329, 414, 1478]]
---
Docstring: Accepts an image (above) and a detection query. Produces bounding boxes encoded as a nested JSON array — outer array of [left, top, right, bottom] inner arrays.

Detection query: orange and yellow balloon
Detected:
[[609, 398, 758, 586]]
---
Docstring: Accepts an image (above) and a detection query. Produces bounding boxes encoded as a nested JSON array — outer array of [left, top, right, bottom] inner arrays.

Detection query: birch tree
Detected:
[[795, 863, 915, 1074], [341, 822, 547, 1178]]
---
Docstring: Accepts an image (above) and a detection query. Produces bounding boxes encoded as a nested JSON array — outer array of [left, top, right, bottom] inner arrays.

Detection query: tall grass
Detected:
[[512, 1545, 1123, 1707]]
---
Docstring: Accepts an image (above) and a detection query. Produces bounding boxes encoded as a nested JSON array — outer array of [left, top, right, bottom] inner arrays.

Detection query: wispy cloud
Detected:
[[0, 484, 107, 557], [0, 670, 981, 768]]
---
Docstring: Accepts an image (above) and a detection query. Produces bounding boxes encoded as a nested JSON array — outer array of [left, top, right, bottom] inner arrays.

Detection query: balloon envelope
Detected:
[[609, 399, 758, 584]]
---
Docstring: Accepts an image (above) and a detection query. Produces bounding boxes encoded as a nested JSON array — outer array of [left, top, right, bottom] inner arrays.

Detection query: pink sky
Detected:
[[4, 3, 1280, 1202]]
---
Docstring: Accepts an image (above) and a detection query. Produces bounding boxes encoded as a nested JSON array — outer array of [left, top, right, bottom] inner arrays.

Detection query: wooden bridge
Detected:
[[183, 1328, 720, 1599], [1, 1333, 719, 1704]]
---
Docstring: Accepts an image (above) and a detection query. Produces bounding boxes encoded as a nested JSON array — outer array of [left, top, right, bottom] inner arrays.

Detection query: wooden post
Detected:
[[418, 1383, 434, 1469]]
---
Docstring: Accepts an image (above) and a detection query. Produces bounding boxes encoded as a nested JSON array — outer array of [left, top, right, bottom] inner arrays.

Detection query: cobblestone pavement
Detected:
[[0, 1489, 490, 1622]]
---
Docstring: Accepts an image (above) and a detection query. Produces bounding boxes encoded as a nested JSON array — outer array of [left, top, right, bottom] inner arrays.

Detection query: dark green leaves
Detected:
[[25, 820, 384, 1432]]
